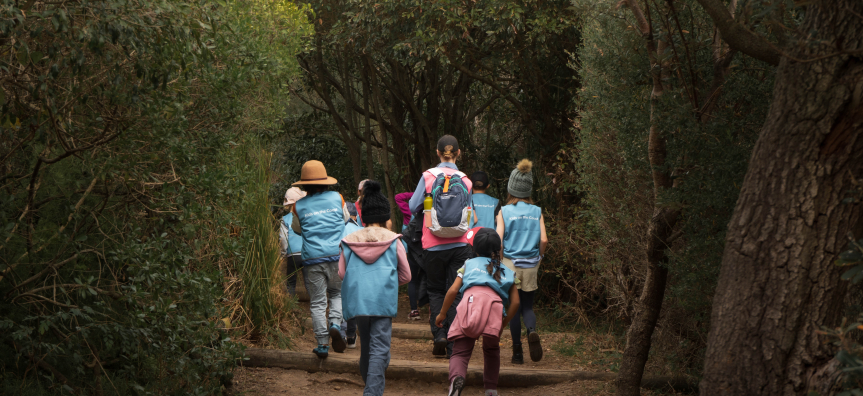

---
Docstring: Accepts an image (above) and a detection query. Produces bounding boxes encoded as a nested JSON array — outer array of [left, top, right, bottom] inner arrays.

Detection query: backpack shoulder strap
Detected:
[[422, 168, 445, 193]]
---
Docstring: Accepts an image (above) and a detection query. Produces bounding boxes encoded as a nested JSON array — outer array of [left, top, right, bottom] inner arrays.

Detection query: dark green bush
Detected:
[[0, 0, 309, 393]]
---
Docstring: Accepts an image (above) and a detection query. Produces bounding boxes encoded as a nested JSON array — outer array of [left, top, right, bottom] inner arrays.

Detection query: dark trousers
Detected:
[[421, 245, 472, 351], [449, 337, 500, 389], [407, 252, 425, 310]]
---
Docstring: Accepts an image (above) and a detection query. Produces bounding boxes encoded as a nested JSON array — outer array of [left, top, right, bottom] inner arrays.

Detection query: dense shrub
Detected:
[[0, 0, 309, 393], [569, 0, 775, 375]]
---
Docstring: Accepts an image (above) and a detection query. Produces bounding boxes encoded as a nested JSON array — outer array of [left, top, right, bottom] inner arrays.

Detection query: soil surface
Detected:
[[231, 281, 681, 395]]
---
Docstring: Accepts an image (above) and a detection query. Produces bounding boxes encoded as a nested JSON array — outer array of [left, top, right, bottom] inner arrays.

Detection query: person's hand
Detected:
[[435, 313, 446, 328]]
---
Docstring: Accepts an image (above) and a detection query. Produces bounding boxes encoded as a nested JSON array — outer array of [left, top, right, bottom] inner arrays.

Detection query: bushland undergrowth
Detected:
[[0, 0, 309, 393]]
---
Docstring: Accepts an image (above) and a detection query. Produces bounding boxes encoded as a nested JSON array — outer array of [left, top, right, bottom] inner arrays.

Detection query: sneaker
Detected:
[[409, 310, 421, 320], [347, 336, 357, 349], [511, 344, 524, 364], [448, 375, 465, 396], [313, 344, 329, 359], [433, 336, 448, 356], [329, 324, 346, 353], [527, 329, 543, 362], [484, 390, 499, 396]]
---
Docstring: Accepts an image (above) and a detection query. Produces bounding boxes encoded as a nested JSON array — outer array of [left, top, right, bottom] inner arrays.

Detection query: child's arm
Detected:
[[395, 239, 411, 285], [539, 214, 548, 256], [338, 249, 347, 280], [435, 277, 463, 328], [500, 283, 520, 336], [496, 212, 505, 255]]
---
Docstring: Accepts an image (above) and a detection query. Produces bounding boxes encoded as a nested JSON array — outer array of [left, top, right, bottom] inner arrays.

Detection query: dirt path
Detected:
[[230, 292, 681, 395]]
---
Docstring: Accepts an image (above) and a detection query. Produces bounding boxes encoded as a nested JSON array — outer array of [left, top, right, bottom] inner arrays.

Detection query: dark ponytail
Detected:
[[486, 250, 503, 283]]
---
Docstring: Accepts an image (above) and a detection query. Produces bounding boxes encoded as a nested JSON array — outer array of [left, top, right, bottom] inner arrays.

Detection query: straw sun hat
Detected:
[[292, 160, 338, 186]]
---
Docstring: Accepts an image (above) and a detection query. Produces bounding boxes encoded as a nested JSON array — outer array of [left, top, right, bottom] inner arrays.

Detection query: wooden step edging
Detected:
[[301, 318, 511, 340], [242, 348, 698, 393]]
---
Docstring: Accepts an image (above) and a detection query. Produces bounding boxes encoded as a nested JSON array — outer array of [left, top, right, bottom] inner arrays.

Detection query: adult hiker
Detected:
[[437, 227, 520, 396], [469, 171, 500, 230], [408, 135, 474, 357], [290, 160, 349, 359], [279, 187, 306, 296], [339, 180, 411, 396], [495, 159, 548, 364]]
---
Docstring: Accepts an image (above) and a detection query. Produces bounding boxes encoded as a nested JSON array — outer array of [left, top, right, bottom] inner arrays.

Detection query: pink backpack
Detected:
[[448, 286, 504, 340]]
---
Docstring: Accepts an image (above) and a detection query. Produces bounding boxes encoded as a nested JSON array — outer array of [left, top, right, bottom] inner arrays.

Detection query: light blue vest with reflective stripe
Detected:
[[460, 257, 515, 309], [342, 240, 400, 319], [471, 193, 499, 229], [501, 202, 541, 259], [295, 191, 345, 263], [281, 213, 304, 255]]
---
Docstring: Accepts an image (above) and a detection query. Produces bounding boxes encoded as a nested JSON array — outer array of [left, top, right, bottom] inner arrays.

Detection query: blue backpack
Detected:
[[424, 168, 471, 237]]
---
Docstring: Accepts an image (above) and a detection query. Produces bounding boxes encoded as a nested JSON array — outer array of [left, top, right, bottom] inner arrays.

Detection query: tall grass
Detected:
[[237, 148, 286, 338]]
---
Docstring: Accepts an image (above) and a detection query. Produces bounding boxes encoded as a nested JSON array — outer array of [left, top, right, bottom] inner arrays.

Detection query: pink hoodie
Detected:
[[338, 227, 411, 285]]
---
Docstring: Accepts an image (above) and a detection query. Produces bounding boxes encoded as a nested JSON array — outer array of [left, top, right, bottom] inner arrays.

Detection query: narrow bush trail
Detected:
[[230, 290, 690, 395]]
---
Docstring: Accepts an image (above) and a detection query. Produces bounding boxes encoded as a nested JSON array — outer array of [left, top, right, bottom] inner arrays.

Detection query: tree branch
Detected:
[[694, 0, 781, 66]]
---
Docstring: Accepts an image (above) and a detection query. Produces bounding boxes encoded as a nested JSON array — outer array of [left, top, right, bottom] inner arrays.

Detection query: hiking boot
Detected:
[[448, 375, 465, 396], [329, 324, 346, 353], [409, 310, 421, 320], [433, 336, 448, 356], [527, 329, 543, 362], [346, 336, 357, 349], [511, 344, 524, 364], [312, 344, 329, 359]]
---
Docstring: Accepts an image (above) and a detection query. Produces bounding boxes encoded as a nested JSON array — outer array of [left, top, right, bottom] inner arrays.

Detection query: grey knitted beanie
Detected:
[[507, 159, 533, 198]]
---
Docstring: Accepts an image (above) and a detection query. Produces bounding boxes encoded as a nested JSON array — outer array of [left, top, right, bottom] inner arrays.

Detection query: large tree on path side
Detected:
[[697, 0, 863, 394]]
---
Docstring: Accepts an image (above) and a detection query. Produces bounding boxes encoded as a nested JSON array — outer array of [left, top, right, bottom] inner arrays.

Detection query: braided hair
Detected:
[[472, 228, 503, 283], [486, 249, 503, 283]]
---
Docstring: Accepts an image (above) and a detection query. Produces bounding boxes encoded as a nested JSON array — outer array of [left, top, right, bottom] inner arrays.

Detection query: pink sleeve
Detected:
[[395, 192, 413, 225], [338, 249, 347, 280], [395, 239, 411, 285]]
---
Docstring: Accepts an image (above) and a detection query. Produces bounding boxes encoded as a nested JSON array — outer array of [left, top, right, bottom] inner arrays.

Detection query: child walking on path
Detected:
[[279, 187, 306, 295], [290, 160, 349, 359], [339, 180, 411, 396], [339, 201, 363, 349], [469, 171, 500, 230], [495, 159, 548, 364], [436, 228, 520, 396]]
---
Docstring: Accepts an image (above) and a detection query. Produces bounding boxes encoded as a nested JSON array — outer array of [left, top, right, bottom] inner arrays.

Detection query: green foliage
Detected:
[[237, 149, 286, 338], [571, 0, 775, 375], [0, 0, 309, 393]]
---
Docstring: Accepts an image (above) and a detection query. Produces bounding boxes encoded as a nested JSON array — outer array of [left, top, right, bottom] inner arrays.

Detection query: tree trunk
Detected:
[[616, 2, 680, 394], [361, 65, 375, 180], [700, 1, 863, 394]]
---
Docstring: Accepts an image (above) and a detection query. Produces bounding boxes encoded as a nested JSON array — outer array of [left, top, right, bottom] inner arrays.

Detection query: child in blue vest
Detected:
[[279, 187, 306, 295], [495, 159, 548, 364], [290, 160, 349, 359], [436, 228, 520, 396], [469, 171, 500, 230], [339, 180, 411, 396]]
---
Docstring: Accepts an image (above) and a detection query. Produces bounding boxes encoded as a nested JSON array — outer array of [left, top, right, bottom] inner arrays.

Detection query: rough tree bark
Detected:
[[700, 1, 863, 394]]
